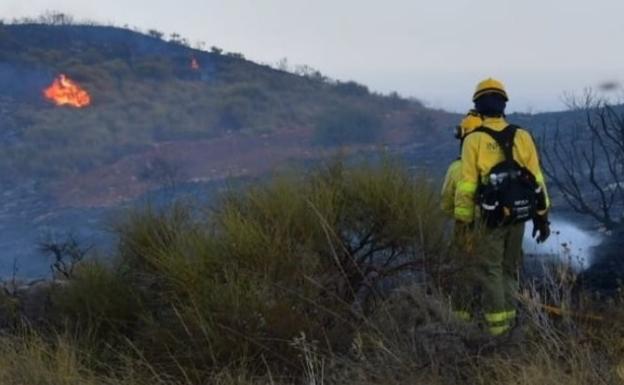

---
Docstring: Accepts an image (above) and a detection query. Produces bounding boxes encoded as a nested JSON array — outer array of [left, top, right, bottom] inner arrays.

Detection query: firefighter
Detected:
[[440, 110, 482, 218], [453, 78, 551, 336], [440, 111, 483, 323]]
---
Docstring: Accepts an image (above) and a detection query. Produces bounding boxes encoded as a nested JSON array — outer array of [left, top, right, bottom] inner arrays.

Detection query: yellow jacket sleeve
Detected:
[[454, 135, 480, 222], [440, 160, 461, 217], [516, 131, 551, 214]]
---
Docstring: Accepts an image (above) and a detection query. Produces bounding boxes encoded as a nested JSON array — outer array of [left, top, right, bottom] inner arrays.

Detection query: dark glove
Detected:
[[532, 214, 550, 244]]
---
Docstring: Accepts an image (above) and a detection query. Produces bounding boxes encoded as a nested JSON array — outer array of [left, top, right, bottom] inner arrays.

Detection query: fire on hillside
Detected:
[[43, 74, 91, 108], [191, 57, 200, 70]]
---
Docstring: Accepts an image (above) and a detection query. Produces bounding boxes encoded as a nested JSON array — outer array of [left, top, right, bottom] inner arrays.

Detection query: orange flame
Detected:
[[43, 74, 91, 108], [191, 57, 200, 70]]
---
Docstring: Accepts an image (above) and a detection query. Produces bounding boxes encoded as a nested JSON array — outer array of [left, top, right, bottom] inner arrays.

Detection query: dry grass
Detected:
[[3, 276, 624, 385]]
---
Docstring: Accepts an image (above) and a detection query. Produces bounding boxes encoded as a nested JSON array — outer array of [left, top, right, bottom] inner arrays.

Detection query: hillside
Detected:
[[0, 22, 456, 194], [0, 21, 463, 275]]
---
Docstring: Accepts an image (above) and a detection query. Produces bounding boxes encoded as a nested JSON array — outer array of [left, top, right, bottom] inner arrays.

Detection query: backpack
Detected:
[[471, 124, 541, 228]]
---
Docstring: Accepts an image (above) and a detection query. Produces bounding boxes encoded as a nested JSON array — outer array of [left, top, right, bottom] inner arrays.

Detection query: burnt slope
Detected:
[[0, 23, 455, 187]]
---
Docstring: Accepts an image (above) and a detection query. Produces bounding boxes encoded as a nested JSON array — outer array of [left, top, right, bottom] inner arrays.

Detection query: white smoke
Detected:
[[523, 217, 602, 271]]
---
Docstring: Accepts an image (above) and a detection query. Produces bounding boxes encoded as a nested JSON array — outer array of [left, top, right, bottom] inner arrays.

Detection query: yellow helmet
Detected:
[[473, 78, 508, 102], [455, 110, 483, 139]]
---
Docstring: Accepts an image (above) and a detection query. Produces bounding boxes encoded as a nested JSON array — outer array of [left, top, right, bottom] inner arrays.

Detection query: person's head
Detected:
[[455, 109, 483, 139], [473, 78, 508, 117]]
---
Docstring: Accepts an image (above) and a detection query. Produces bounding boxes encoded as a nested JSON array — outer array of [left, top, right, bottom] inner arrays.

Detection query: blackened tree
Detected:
[[541, 91, 624, 230]]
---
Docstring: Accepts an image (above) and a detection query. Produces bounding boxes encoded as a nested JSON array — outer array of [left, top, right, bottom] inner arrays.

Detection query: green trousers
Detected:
[[451, 222, 525, 335]]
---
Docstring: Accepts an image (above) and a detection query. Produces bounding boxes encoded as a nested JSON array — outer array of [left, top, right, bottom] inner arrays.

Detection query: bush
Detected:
[[147, 29, 164, 40], [51, 261, 141, 339], [6, 160, 624, 384], [213, 83, 277, 132], [314, 106, 382, 146], [334, 81, 370, 97], [49, 160, 445, 380]]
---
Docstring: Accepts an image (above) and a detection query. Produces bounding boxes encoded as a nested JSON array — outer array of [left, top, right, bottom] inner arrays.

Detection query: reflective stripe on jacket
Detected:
[[454, 116, 550, 223]]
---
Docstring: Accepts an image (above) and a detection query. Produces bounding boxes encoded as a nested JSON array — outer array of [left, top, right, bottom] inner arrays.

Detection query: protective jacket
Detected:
[[454, 116, 550, 223], [440, 159, 461, 217], [441, 111, 483, 218]]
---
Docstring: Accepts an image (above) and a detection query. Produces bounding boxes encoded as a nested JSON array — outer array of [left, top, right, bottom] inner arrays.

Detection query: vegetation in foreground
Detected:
[[1, 160, 624, 384]]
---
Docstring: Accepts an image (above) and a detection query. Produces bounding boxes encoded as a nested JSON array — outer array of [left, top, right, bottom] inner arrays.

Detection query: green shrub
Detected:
[[51, 261, 142, 341], [334, 81, 370, 97], [213, 83, 277, 131], [51, 160, 445, 380]]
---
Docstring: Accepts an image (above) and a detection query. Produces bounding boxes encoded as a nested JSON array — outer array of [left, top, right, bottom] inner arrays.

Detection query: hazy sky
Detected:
[[4, 0, 624, 112]]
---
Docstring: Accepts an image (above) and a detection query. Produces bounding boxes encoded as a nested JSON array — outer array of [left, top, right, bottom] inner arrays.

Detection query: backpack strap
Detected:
[[472, 124, 519, 164]]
